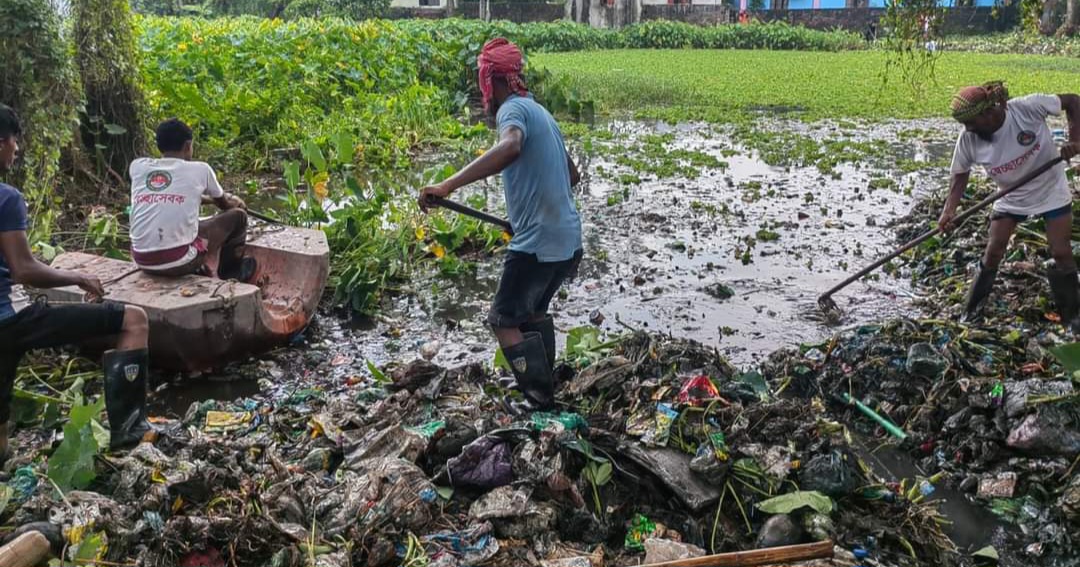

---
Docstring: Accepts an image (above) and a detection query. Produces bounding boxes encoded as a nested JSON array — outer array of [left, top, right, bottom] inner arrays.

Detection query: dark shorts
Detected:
[[0, 301, 126, 423], [991, 204, 1071, 223], [487, 249, 583, 329]]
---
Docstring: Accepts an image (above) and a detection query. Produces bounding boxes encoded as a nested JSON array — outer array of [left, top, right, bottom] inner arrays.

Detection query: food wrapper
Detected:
[[642, 403, 678, 447]]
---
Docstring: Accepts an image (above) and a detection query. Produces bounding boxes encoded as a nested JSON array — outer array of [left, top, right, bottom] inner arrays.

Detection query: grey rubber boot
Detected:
[[103, 349, 153, 450], [500, 332, 555, 410], [963, 262, 998, 322]]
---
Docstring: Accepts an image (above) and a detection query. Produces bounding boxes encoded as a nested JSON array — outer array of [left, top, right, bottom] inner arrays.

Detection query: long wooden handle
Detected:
[[247, 209, 284, 225], [429, 197, 514, 234], [819, 156, 1065, 303], [0, 532, 52, 567], [635, 540, 834, 567]]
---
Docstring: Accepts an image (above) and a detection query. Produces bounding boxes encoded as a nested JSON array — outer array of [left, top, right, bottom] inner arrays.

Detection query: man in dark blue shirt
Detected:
[[0, 104, 153, 463]]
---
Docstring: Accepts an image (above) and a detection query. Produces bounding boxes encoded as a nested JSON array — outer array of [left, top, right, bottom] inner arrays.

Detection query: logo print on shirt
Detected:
[[1017, 130, 1037, 147], [146, 171, 173, 192]]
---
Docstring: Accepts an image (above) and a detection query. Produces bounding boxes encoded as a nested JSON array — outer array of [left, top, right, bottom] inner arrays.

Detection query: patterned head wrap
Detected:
[[478, 38, 528, 114], [951, 81, 1009, 122]]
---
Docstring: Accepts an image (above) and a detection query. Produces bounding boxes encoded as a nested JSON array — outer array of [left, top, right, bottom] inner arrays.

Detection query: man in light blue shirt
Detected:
[[419, 38, 582, 410]]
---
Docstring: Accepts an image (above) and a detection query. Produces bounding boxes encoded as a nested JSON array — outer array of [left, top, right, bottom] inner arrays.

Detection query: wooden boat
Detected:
[[41, 225, 329, 372]]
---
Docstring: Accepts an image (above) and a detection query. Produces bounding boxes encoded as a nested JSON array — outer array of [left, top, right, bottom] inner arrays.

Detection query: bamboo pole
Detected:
[[634, 540, 834, 567], [0, 532, 51, 567]]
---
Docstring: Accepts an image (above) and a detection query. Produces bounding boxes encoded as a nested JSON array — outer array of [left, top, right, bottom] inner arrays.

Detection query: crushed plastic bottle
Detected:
[[804, 348, 826, 363], [853, 547, 870, 567]]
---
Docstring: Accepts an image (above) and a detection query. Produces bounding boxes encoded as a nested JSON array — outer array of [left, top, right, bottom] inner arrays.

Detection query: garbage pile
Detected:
[[1, 331, 973, 567], [754, 182, 1080, 567], [762, 318, 1079, 567]]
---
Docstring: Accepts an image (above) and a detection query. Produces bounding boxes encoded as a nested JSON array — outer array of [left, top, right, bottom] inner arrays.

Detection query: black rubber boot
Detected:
[[1047, 268, 1080, 333], [520, 315, 556, 370], [220, 257, 257, 283], [962, 262, 998, 322], [500, 332, 555, 410], [103, 349, 153, 450]]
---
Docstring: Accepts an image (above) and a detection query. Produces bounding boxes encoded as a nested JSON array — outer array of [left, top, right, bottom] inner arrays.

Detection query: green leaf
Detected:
[[366, 360, 389, 384], [595, 461, 613, 485], [973, 546, 999, 563], [582, 460, 613, 487], [74, 531, 105, 562], [436, 486, 454, 501], [36, 242, 58, 262], [332, 131, 356, 167], [284, 161, 301, 191], [9, 396, 43, 426], [1050, 342, 1080, 374], [301, 140, 327, 172], [103, 123, 127, 136], [0, 484, 13, 512], [91, 419, 110, 450], [42, 402, 61, 429], [566, 326, 603, 358], [756, 491, 833, 515], [493, 348, 510, 372], [346, 176, 363, 199], [47, 397, 105, 491], [735, 370, 769, 396]]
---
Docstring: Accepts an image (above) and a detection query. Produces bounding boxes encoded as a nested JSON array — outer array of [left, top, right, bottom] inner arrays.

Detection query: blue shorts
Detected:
[[991, 204, 1071, 223]]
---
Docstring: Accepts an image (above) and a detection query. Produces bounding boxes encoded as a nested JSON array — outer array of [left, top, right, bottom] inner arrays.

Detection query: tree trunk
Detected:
[[1040, 0, 1060, 35], [1057, 0, 1080, 35]]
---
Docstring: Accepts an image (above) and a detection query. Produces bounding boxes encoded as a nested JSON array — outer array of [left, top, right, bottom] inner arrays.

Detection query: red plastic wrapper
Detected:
[[678, 375, 720, 407]]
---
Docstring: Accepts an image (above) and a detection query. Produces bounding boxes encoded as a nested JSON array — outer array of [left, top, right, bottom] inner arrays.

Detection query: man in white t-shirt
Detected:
[[129, 119, 254, 281], [939, 82, 1080, 328]]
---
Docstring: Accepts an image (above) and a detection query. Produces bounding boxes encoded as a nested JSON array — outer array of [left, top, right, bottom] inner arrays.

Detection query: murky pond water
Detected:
[[366, 117, 958, 368], [852, 435, 1008, 553]]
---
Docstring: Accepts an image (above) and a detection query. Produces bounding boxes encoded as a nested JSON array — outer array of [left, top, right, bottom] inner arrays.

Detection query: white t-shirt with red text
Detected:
[[950, 94, 1071, 216], [129, 158, 224, 256]]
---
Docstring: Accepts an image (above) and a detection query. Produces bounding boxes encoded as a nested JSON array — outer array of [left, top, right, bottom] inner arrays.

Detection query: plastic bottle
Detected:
[[854, 547, 870, 567]]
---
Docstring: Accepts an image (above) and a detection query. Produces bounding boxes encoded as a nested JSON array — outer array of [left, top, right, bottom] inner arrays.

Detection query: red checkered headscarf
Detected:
[[951, 81, 1009, 122], [478, 38, 529, 113]]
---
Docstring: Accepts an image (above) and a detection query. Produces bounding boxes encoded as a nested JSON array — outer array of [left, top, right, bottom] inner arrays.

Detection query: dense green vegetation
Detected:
[[532, 49, 1080, 121]]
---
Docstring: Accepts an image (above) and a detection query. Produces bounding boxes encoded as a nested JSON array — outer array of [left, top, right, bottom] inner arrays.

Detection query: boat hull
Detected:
[[40, 226, 329, 372]]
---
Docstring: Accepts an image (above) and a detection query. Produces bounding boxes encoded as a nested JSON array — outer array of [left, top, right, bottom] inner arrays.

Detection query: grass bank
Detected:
[[532, 49, 1080, 121]]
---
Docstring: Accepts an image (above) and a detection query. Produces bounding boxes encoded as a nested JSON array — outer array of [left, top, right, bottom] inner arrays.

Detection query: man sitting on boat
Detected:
[[129, 118, 255, 281], [0, 104, 153, 462]]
